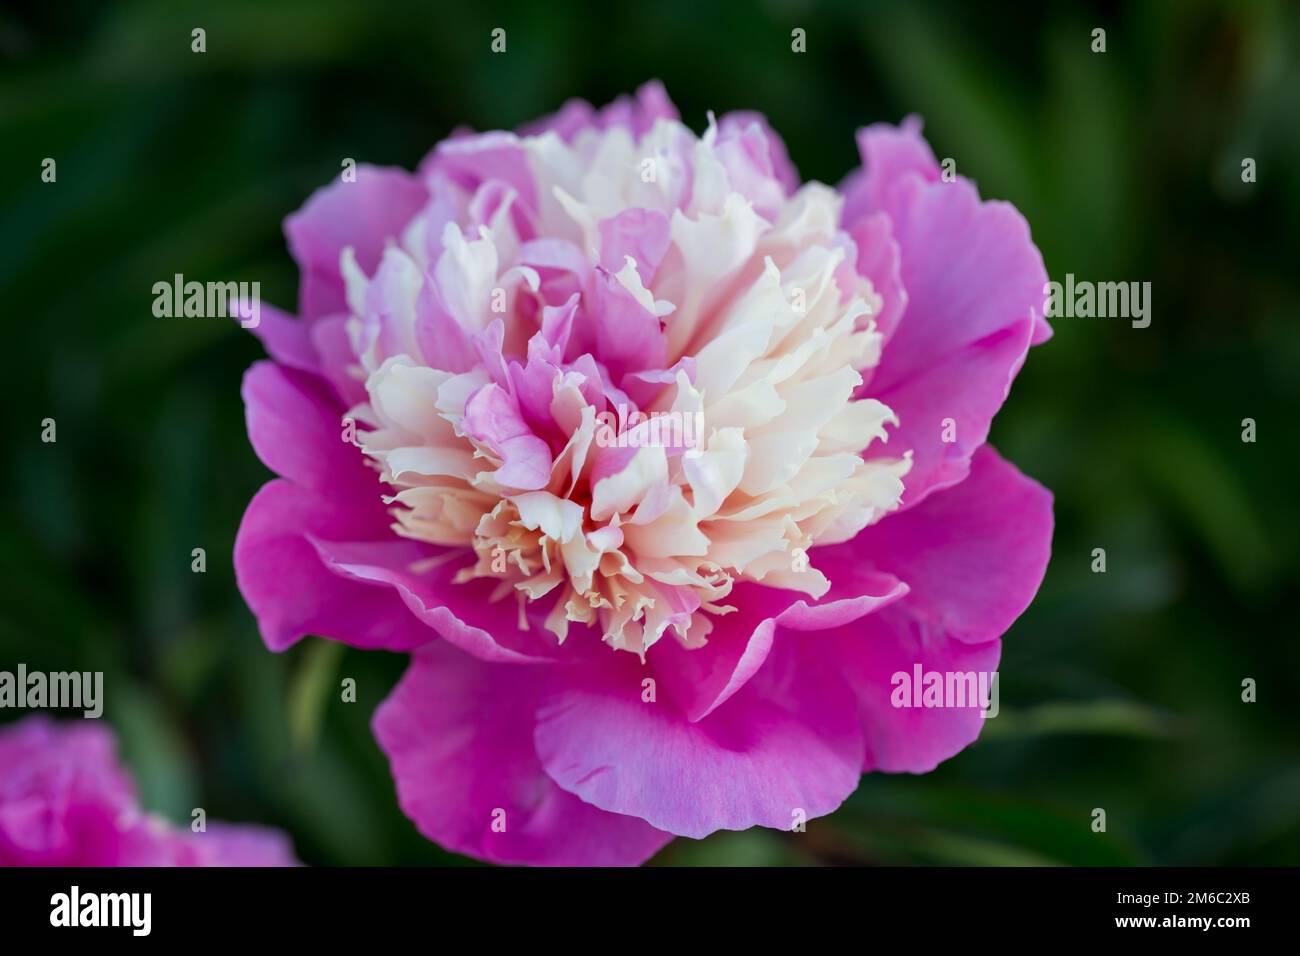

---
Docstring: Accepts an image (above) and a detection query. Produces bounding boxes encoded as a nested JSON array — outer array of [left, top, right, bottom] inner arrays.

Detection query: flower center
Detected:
[[344, 119, 910, 656]]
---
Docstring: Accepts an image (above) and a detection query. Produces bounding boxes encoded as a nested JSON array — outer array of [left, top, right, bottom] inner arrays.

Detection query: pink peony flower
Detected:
[[234, 82, 1052, 865], [0, 717, 297, 866]]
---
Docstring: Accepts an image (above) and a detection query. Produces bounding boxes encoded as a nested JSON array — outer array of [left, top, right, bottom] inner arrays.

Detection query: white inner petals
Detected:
[[343, 117, 911, 657]]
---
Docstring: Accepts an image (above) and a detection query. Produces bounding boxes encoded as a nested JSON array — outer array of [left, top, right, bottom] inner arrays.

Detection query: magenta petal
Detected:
[[0, 719, 147, 866], [241, 360, 379, 503], [857, 443, 1054, 645], [654, 573, 906, 723], [240, 302, 321, 376], [307, 537, 557, 664], [234, 480, 433, 651], [2, 718, 299, 866], [773, 558, 910, 631], [828, 614, 1003, 773], [535, 641, 864, 839], [842, 115, 1055, 395], [843, 132, 1051, 507], [821, 447, 1050, 772], [842, 115, 941, 228], [508, 362, 560, 447], [869, 177, 1050, 397], [875, 316, 1034, 507], [374, 643, 673, 866], [650, 585, 781, 723], [285, 165, 427, 321]]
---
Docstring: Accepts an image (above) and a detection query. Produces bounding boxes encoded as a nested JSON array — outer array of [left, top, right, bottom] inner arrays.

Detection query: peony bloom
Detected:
[[0, 717, 297, 866], [234, 82, 1052, 865]]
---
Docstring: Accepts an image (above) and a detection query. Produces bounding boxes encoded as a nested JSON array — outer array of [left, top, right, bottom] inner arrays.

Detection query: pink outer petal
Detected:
[[534, 639, 865, 840], [236, 301, 321, 376], [855, 443, 1054, 645], [868, 176, 1050, 397], [306, 538, 557, 664], [860, 178, 1049, 507], [237, 359, 551, 658], [841, 116, 941, 228], [876, 316, 1034, 507], [238, 360, 435, 652], [652, 571, 907, 723], [373, 643, 673, 866], [828, 616, 1003, 774], [847, 116, 1051, 353], [285, 165, 428, 321], [241, 360, 380, 505], [822, 444, 1053, 772], [841, 118, 1051, 507], [235, 480, 435, 652]]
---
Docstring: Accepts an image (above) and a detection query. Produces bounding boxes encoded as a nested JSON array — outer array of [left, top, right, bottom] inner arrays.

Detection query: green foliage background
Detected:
[[2, 0, 1297, 866]]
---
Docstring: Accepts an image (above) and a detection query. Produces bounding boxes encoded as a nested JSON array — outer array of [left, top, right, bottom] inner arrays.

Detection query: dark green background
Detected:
[[2, 0, 1297, 865]]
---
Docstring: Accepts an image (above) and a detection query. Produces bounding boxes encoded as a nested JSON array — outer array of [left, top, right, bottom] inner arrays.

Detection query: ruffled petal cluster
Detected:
[[235, 83, 1053, 865]]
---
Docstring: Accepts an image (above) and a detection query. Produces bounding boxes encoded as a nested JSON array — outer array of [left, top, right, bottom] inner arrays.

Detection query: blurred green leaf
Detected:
[[982, 701, 1182, 740], [113, 683, 198, 823], [1129, 414, 1277, 595], [287, 639, 344, 752]]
